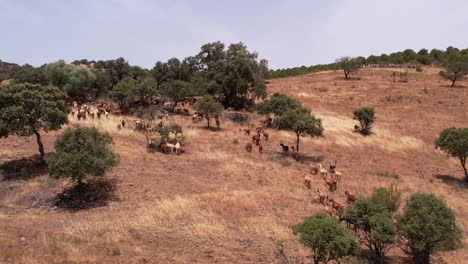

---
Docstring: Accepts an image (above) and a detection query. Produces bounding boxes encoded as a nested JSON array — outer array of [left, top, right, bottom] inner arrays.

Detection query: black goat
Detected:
[[280, 143, 289, 154]]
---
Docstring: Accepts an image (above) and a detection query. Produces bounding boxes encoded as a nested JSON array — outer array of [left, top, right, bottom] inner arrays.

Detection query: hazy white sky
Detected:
[[1, 0, 467, 69]]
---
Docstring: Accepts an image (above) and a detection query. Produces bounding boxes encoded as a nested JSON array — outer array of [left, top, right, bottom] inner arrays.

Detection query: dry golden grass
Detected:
[[1, 67, 467, 263]]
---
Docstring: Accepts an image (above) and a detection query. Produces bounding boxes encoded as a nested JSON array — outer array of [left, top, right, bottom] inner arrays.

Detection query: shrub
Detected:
[[439, 62, 468, 87], [293, 213, 357, 264], [376, 171, 399, 179], [154, 123, 183, 143], [435, 127, 468, 182], [47, 126, 119, 186], [345, 198, 396, 263], [398, 193, 462, 264], [416, 65, 423, 72], [370, 184, 402, 212], [193, 95, 224, 128], [353, 107, 375, 135]]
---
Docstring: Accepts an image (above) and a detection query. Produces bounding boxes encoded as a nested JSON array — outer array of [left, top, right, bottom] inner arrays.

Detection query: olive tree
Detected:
[[48, 126, 119, 186], [398, 193, 462, 264], [193, 95, 224, 128], [257, 93, 303, 116], [439, 62, 468, 87], [435, 127, 468, 182], [336, 56, 360, 79], [0, 83, 68, 160], [353, 107, 375, 135], [293, 213, 357, 264], [273, 108, 323, 151], [345, 198, 396, 264]]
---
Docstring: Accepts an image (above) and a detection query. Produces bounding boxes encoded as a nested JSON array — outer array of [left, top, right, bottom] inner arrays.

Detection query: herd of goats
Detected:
[[69, 100, 357, 225], [239, 124, 356, 225]]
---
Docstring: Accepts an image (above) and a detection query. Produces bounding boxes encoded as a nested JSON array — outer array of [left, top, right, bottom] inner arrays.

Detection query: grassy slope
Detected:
[[0, 67, 467, 263]]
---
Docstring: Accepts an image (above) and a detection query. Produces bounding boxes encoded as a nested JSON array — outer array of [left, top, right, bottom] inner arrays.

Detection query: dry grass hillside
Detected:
[[0, 67, 467, 263]]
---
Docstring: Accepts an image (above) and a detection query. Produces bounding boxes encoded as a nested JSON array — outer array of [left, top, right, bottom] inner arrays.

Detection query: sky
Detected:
[[1, 0, 468, 70]]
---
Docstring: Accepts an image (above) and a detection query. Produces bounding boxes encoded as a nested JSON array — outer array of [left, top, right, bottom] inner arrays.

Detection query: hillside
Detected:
[[0, 67, 467, 263]]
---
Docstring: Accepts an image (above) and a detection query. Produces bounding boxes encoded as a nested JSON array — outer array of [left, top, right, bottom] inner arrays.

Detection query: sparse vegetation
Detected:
[[370, 184, 402, 212], [376, 171, 399, 179]]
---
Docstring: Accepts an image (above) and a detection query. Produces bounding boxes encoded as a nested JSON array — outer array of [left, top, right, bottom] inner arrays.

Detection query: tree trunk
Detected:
[[206, 116, 210, 128], [296, 132, 300, 152], [33, 130, 45, 161], [344, 70, 349, 79], [173, 101, 177, 111], [461, 158, 468, 182], [413, 251, 430, 264]]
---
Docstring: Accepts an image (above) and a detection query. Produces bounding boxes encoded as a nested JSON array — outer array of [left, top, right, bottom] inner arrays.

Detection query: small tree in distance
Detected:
[[336, 56, 360, 79], [0, 83, 68, 160], [435, 127, 468, 182], [353, 106, 375, 135], [398, 193, 462, 264], [48, 126, 119, 187], [439, 62, 468, 87], [293, 213, 357, 264], [193, 95, 224, 128], [160, 79, 193, 111]]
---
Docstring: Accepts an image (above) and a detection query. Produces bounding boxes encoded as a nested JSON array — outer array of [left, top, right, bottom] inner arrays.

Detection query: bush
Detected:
[[47, 126, 119, 186], [370, 184, 402, 212], [154, 123, 183, 143], [416, 65, 423, 72], [434, 127, 468, 182], [398, 193, 462, 264], [345, 198, 396, 264], [293, 213, 357, 264], [353, 107, 375, 135]]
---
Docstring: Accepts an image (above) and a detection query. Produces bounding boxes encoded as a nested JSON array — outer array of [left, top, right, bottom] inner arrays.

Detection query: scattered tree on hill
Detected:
[[345, 198, 396, 264], [258, 93, 323, 151], [435, 127, 468, 182], [193, 95, 224, 128], [257, 93, 303, 116], [273, 108, 323, 151], [109, 77, 159, 111], [292, 213, 358, 264], [160, 80, 193, 111], [398, 193, 462, 264], [95, 57, 130, 86], [65, 66, 97, 99], [439, 62, 468, 87], [336, 56, 360, 79], [48, 126, 119, 186], [353, 107, 375, 135], [0, 83, 68, 160], [11, 65, 48, 85]]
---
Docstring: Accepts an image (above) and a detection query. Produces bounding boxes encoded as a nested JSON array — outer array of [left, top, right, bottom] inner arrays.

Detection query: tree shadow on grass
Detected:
[[434, 174, 467, 188], [0, 154, 49, 181], [53, 178, 119, 211]]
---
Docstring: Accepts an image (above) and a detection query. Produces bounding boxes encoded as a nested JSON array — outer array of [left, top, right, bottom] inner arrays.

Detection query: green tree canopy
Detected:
[[193, 95, 224, 128], [0, 83, 68, 160], [293, 213, 357, 264], [345, 197, 396, 263], [64, 66, 97, 99], [48, 126, 119, 185], [435, 127, 468, 182], [159, 79, 193, 110], [398, 193, 462, 264], [439, 62, 468, 87], [109, 77, 159, 110], [273, 108, 323, 151], [370, 184, 402, 212], [353, 106, 375, 135], [336, 56, 360, 79], [257, 93, 303, 116]]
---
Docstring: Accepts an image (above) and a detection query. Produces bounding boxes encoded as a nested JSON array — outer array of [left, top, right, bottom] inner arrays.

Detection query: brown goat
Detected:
[[244, 129, 251, 135], [304, 174, 311, 189], [317, 189, 327, 204], [263, 132, 269, 141], [324, 176, 337, 192], [324, 205, 334, 217], [345, 190, 357, 204], [245, 143, 253, 152], [329, 199, 344, 213], [258, 144, 263, 154]]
